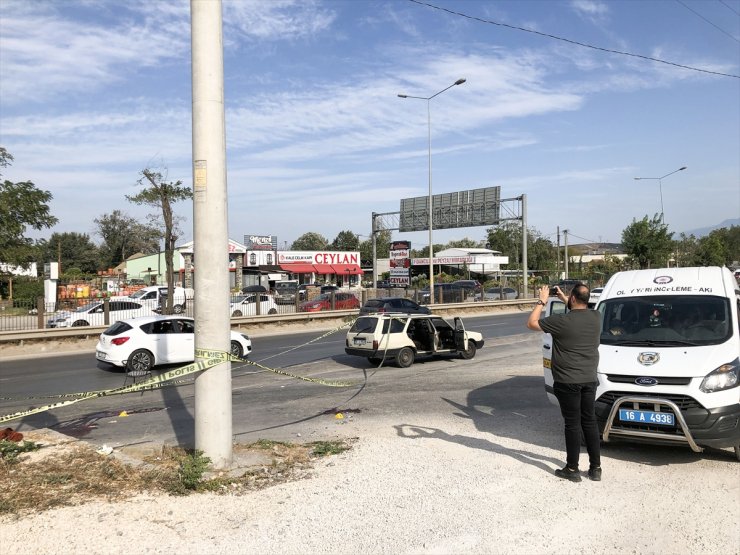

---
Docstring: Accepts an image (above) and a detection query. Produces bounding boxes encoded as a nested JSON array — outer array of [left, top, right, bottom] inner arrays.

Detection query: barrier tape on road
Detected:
[[0, 356, 223, 424], [0, 320, 361, 423]]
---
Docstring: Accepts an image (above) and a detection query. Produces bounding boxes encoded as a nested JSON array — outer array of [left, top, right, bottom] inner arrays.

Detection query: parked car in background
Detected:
[[274, 280, 299, 304], [345, 313, 484, 367], [116, 285, 189, 314], [299, 292, 360, 312], [241, 285, 268, 294], [229, 293, 278, 317], [375, 280, 392, 289], [420, 282, 477, 304], [320, 284, 341, 294], [359, 297, 431, 316], [48, 300, 156, 328], [588, 287, 604, 308], [484, 287, 518, 300], [96, 315, 252, 374]]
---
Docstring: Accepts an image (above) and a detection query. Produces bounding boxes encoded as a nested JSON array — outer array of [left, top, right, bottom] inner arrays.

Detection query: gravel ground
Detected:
[[2, 356, 739, 554]]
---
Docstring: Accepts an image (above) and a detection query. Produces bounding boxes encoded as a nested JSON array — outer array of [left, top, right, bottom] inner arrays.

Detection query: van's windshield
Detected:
[[598, 295, 732, 346]]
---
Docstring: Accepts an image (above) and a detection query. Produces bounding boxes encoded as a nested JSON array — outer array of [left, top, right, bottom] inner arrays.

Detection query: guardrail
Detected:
[[0, 298, 533, 349]]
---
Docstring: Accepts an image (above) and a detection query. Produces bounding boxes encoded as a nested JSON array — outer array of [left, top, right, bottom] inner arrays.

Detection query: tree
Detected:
[[445, 237, 482, 249], [621, 215, 673, 269], [292, 232, 328, 251], [94, 210, 161, 269], [673, 233, 699, 268], [35, 232, 100, 276], [127, 169, 193, 314], [330, 230, 359, 251], [485, 222, 556, 272], [359, 229, 391, 265], [0, 149, 58, 268]]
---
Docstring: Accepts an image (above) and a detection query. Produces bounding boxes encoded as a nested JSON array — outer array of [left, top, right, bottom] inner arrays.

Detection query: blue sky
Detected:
[[1, 0, 738, 251]]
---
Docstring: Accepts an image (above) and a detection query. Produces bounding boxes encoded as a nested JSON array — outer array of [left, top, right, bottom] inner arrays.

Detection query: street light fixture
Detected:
[[398, 78, 466, 303], [634, 166, 687, 224]]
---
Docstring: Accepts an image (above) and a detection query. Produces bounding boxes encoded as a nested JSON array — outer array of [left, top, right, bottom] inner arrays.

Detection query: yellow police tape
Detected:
[[0, 318, 360, 424]]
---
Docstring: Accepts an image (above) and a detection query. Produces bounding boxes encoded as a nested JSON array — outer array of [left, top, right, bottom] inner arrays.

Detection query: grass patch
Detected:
[[0, 438, 352, 516], [0, 439, 41, 463]]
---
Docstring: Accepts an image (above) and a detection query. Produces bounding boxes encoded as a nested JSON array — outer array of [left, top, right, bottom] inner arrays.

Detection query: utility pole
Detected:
[[556, 226, 561, 279], [521, 194, 528, 298], [191, 0, 232, 468], [563, 229, 569, 279]]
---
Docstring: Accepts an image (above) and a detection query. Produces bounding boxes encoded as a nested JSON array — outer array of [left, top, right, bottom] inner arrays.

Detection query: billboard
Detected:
[[399, 186, 500, 232]]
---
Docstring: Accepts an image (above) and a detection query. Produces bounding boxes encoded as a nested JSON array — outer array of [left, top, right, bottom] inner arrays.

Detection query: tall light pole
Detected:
[[398, 78, 466, 303], [634, 166, 687, 224]]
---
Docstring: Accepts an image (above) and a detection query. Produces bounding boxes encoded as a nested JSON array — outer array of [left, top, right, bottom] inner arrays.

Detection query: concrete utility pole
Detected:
[[521, 194, 528, 299], [191, 0, 232, 468], [556, 226, 561, 279], [563, 229, 570, 279]]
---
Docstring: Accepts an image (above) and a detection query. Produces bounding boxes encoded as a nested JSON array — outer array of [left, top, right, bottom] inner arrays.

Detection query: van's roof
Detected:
[[602, 266, 736, 298]]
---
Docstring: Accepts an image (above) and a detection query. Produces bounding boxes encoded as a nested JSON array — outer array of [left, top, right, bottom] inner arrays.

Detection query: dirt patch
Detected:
[[0, 429, 352, 517]]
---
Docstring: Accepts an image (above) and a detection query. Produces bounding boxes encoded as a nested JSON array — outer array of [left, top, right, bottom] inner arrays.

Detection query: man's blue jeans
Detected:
[[553, 381, 601, 469]]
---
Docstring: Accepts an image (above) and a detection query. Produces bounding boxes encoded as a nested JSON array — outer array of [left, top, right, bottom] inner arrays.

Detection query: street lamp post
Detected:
[[634, 166, 687, 224], [398, 78, 466, 304]]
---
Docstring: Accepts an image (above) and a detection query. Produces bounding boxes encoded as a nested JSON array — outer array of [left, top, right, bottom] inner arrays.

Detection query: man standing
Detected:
[[527, 283, 602, 482]]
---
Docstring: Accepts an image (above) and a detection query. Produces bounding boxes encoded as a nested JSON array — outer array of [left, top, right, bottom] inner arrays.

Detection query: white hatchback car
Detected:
[[96, 315, 252, 373], [229, 293, 279, 317], [48, 300, 157, 328], [345, 313, 484, 367]]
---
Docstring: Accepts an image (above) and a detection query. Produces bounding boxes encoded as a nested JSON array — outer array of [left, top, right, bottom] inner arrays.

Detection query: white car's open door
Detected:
[[543, 297, 567, 405]]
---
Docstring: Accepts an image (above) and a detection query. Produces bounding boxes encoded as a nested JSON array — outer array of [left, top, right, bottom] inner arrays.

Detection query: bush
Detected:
[[0, 277, 43, 302]]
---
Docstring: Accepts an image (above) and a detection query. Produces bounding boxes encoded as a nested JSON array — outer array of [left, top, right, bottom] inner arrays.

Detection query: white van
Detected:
[[542, 267, 739, 460]]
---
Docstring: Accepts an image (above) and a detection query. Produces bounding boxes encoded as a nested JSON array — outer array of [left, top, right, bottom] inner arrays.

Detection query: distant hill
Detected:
[[680, 218, 739, 238]]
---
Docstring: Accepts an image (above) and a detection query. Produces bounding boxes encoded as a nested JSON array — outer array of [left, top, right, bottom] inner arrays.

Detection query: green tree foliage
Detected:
[[330, 230, 359, 251], [445, 237, 482, 249], [35, 232, 100, 275], [672, 226, 739, 268], [359, 229, 391, 264], [621, 215, 673, 269], [0, 149, 58, 268], [292, 232, 329, 251], [94, 210, 161, 269], [485, 222, 556, 271], [127, 169, 192, 314]]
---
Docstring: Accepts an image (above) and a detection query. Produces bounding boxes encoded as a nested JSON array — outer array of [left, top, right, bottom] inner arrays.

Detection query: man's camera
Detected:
[[549, 287, 559, 296]]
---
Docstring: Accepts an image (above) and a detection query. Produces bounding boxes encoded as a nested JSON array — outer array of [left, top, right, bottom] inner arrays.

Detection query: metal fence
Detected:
[[0, 287, 497, 332]]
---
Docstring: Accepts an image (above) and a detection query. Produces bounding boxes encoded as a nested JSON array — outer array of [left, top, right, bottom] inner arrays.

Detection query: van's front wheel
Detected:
[[734, 444, 740, 462]]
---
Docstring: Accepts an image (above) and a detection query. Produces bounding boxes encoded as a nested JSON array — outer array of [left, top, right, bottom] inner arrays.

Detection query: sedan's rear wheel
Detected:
[[460, 342, 477, 360], [127, 349, 154, 375], [72, 320, 89, 327], [173, 304, 184, 314], [230, 341, 244, 359], [232, 310, 243, 317], [395, 347, 415, 368], [268, 308, 277, 315]]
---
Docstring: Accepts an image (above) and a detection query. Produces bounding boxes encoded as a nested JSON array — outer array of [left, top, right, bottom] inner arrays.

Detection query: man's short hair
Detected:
[[571, 283, 590, 305]]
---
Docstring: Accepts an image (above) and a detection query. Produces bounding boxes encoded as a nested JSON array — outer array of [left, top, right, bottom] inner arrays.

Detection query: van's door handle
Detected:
[[544, 344, 551, 350]]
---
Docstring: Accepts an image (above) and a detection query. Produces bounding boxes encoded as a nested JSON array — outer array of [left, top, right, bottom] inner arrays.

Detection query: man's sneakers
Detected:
[[554, 466, 582, 482], [554, 465, 603, 482]]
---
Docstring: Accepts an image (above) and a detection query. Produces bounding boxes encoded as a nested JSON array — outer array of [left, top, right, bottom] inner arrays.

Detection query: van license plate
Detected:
[[353, 338, 366, 346], [619, 409, 674, 426]]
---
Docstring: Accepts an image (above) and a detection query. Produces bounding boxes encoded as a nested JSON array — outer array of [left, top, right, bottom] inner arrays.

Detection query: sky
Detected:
[[1, 0, 739, 252]]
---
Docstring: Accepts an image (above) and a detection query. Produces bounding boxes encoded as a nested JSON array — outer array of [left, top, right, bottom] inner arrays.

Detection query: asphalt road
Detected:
[[0, 312, 534, 449]]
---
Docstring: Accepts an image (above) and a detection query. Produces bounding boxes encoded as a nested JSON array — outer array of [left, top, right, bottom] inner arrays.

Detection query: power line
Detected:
[[675, 0, 740, 43], [407, 0, 740, 79], [718, 0, 740, 17]]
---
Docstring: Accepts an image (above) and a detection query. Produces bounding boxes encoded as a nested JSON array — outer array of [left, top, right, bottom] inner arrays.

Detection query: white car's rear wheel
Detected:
[[127, 349, 154, 374], [72, 320, 89, 327], [268, 308, 277, 315], [232, 310, 243, 317]]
